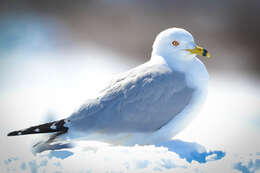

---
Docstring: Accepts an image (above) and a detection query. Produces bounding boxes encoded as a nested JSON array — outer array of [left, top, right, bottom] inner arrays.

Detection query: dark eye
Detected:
[[172, 40, 179, 47]]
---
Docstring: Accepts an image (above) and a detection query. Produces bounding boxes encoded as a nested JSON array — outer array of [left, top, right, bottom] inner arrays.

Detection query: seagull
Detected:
[[7, 27, 210, 149]]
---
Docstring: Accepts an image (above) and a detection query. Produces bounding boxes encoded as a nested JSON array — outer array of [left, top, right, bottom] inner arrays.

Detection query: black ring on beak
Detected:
[[202, 49, 208, 57]]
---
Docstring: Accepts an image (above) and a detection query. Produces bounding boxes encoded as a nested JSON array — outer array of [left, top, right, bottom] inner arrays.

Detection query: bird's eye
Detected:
[[172, 40, 179, 47]]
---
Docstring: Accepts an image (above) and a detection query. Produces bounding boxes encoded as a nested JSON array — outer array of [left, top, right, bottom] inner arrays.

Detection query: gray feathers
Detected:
[[68, 61, 195, 134]]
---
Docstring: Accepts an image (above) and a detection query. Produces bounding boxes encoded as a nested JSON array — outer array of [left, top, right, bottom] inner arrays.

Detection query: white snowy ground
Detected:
[[0, 45, 259, 173]]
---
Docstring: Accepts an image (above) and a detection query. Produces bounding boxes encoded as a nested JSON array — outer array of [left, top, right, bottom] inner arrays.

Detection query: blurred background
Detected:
[[1, 0, 260, 75], [0, 1, 260, 172]]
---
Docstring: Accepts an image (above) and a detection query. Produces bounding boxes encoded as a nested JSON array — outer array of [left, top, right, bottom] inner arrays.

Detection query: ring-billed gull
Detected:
[[8, 27, 210, 147]]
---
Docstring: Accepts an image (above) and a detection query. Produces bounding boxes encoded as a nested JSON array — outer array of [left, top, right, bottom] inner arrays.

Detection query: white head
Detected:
[[152, 28, 210, 62]]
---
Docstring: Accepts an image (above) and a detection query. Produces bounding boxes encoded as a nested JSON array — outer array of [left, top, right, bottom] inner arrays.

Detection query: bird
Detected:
[[7, 27, 210, 150]]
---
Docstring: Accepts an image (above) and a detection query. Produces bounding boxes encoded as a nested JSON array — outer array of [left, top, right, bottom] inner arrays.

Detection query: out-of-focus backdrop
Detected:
[[0, 1, 259, 173], [1, 0, 260, 76]]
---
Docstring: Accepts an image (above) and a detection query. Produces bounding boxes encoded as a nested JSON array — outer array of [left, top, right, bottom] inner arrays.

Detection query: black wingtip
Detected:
[[7, 119, 70, 137], [7, 131, 21, 136], [7, 132, 13, 136]]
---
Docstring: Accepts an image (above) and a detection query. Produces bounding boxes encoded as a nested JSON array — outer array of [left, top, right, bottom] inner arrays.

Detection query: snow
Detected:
[[0, 139, 259, 173]]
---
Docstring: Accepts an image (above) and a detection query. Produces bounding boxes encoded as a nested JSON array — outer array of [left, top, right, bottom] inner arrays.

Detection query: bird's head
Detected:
[[152, 28, 210, 61]]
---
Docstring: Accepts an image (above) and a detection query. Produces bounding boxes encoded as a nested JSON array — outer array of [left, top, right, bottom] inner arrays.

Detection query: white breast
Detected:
[[131, 57, 209, 145]]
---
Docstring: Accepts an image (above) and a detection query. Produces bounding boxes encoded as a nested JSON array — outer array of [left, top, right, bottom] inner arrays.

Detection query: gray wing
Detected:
[[69, 62, 195, 134]]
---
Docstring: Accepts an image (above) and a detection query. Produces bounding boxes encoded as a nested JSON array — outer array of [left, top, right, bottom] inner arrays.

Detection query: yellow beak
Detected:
[[186, 46, 210, 58]]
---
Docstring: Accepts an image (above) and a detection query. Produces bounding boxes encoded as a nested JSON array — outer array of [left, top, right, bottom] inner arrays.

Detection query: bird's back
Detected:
[[68, 59, 195, 135]]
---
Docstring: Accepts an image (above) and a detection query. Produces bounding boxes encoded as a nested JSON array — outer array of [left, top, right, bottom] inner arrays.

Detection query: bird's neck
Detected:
[[151, 54, 194, 72], [151, 54, 209, 89]]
